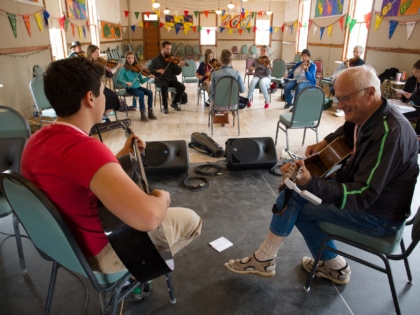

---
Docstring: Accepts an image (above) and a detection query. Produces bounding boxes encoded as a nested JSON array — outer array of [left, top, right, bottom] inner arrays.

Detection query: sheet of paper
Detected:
[[392, 88, 405, 94], [209, 237, 233, 252], [388, 99, 416, 113]]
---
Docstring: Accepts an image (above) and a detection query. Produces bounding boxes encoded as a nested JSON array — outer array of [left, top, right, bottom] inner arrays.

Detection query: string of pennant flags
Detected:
[[0, 8, 89, 39]]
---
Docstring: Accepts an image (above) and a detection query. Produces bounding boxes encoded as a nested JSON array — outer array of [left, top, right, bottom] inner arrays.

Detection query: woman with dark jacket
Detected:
[[399, 60, 420, 135], [283, 48, 317, 109]]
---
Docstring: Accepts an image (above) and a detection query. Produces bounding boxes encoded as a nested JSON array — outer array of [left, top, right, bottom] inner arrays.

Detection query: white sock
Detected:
[[255, 235, 283, 261], [325, 255, 347, 270]]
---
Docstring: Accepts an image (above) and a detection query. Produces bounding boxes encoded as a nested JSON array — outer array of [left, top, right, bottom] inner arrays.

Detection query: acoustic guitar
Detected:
[[275, 136, 352, 215], [97, 122, 174, 283]]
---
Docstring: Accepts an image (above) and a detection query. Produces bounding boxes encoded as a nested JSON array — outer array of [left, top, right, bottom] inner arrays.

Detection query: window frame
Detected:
[[254, 16, 272, 46]]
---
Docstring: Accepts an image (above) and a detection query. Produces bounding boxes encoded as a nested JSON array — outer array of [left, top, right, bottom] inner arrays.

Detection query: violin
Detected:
[[96, 57, 120, 69], [129, 63, 152, 76], [208, 58, 222, 71], [301, 60, 310, 71], [164, 54, 189, 67], [259, 55, 271, 68], [345, 56, 360, 67], [75, 51, 86, 58]]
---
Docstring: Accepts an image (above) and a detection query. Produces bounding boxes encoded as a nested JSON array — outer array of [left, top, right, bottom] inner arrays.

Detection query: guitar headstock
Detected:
[[119, 121, 133, 138], [278, 164, 302, 191]]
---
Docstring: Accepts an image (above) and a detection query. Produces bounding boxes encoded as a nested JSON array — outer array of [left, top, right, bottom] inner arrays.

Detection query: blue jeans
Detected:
[[126, 86, 153, 110], [283, 80, 312, 105], [247, 77, 271, 102], [269, 191, 403, 260]]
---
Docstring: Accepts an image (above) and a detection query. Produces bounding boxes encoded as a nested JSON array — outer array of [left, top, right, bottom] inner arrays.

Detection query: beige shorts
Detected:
[[87, 207, 202, 274]]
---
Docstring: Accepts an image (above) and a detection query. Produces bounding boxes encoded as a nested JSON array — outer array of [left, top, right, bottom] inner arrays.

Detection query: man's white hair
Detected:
[[334, 65, 381, 98], [354, 45, 364, 53]]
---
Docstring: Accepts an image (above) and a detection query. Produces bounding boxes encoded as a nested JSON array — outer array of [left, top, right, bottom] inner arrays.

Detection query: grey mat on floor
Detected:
[[1, 163, 419, 315]]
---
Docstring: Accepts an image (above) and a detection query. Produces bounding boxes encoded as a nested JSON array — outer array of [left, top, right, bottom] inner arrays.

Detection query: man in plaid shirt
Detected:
[[148, 41, 186, 114]]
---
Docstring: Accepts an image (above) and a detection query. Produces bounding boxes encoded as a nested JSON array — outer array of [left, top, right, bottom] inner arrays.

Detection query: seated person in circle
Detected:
[[68, 41, 83, 58], [283, 48, 316, 109], [196, 49, 215, 107], [246, 45, 272, 109]]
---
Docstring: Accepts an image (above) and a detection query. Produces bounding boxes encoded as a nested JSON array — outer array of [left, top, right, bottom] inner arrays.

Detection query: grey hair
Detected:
[[334, 65, 381, 98], [354, 45, 364, 53]]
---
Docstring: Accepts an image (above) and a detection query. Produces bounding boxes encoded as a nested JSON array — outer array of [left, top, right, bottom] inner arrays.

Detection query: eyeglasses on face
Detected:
[[333, 87, 369, 104]]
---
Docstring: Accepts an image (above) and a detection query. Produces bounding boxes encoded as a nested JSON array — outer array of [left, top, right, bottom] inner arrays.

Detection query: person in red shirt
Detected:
[[21, 58, 202, 285]]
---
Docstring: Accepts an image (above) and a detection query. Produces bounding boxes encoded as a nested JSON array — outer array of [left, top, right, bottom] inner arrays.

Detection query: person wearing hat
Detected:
[[68, 41, 83, 58]]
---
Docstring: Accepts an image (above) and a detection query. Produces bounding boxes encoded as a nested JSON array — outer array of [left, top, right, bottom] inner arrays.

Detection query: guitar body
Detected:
[[97, 122, 174, 283], [279, 136, 352, 192]]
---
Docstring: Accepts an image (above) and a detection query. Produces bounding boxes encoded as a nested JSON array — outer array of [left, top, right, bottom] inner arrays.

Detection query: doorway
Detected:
[[143, 14, 160, 60]]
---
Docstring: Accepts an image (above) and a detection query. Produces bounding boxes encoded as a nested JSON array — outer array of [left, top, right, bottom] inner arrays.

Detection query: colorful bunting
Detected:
[[269, 27, 273, 33], [145, 12, 150, 18], [131, 25, 135, 32], [145, 22, 150, 28], [338, 16, 344, 30], [389, 20, 398, 39], [192, 26, 197, 33], [34, 12, 43, 33], [64, 16, 69, 32], [222, 10, 226, 17], [135, 12, 139, 19], [82, 26, 86, 38], [204, 10, 209, 17], [308, 20, 313, 30], [124, 11, 129, 18], [320, 27, 325, 39], [238, 29, 243, 35], [184, 28, 189, 34], [159, 22, 165, 28], [345, 15, 352, 27], [8, 14, 17, 38], [313, 25, 318, 36], [43, 10, 50, 26], [59, 15, 64, 30], [194, 11, 199, 18], [406, 22, 416, 39], [198, 26, 202, 32], [251, 12, 256, 19], [364, 12, 371, 30], [349, 18, 357, 33], [139, 21, 144, 28], [77, 26, 82, 38], [175, 24, 180, 34], [220, 27, 225, 33], [290, 24, 293, 34], [327, 24, 333, 37], [253, 26, 257, 32], [228, 29, 233, 35], [23, 15, 31, 37], [71, 23, 75, 37], [207, 29, 211, 35], [374, 14, 383, 32], [184, 11, 189, 16], [247, 27, 251, 34]]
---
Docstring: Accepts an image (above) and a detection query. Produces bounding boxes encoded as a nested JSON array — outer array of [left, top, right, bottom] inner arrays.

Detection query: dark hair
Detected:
[[414, 60, 420, 70], [162, 41, 171, 48], [86, 44, 99, 61], [44, 58, 104, 117], [204, 49, 214, 64], [220, 49, 232, 65], [123, 51, 139, 70], [301, 48, 311, 57]]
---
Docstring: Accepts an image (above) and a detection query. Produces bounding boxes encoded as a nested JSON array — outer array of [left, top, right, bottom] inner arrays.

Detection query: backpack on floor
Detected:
[[181, 92, 188, 104], [238, 96, 248, 109], [323, 98, 333, 110]]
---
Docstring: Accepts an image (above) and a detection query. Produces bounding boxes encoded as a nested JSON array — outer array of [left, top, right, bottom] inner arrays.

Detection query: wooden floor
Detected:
[[97, 60, 344, 163]]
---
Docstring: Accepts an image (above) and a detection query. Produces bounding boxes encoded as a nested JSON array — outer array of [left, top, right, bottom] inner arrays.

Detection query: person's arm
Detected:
[[306, 63, 317, 85], [237, 72, 246, 93], [287, 63, 299, 78], [148, 57, 159, 75], [137, 73, 149, 84], [105, 67, 113, 78], [172, 62, 183, 75]]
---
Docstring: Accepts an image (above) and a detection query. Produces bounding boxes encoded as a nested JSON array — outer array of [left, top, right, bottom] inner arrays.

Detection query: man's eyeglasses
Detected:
[[333, 87, 369, 105]]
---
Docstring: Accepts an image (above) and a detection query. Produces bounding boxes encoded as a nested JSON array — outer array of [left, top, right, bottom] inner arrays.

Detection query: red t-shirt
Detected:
[[22, 123, 118, 257]]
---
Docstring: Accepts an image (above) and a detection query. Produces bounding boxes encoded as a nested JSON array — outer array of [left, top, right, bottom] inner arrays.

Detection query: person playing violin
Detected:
[[67, 41, 83, 58], [196, 49, 214, 106], [283, 48, 317, 110], [117, 51, 156, 122], [147, 41, 186, 114], [246, 45, 272, 109], [86, 45, 122, 122]]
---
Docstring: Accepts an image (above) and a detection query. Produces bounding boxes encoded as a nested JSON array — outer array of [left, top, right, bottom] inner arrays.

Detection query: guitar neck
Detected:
[[133, 139, 150, 195]]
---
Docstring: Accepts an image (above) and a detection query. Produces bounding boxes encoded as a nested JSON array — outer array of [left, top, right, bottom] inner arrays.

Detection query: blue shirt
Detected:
[[210, 65, 246, 102]]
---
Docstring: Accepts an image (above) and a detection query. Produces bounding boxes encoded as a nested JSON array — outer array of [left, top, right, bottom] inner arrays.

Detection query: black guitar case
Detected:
[[91, 119, 131, 134], [189, 132, 225, 157]]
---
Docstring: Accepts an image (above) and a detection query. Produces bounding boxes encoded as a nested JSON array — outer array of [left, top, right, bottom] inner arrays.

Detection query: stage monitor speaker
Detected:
[[142, 140, 189, 175], [225, 137, 277, 170]]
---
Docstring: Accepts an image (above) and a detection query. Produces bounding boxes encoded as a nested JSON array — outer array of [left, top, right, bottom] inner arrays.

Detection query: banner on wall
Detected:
[[381, 0, 420, 17], [165, 15, 193, 30], [220, 14, 252, 28], [314, 0, 344, 18], [66, 0, 87, 19], [101, 22, 122, 39]]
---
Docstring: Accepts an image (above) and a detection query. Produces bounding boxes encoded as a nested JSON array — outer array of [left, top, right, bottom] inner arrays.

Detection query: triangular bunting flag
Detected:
[[184, 11, 189, 16], [285, 26, 288, 33], [34, 12, 43, 33], [175, 24, 180, 34], [64, 16, 69, 32], [124, 11, 129, 18], [220, 27, 225, 33], [192, 26, 197, 33], [86, 20, 90, 32], [78, 26, 82, 38], [406, 22, 416, 39], [308, 20, 312, 30], [22, 15, 32, 37], [269, 27, 273, 33], [252, 12, 256, 19], [156, 10, 160, 18], [238, 29, 243, 35], [139, 21, 144, 28], [253, 26, 257, 32], [8, 14, 17, 38], [338, 16, 344, 30], [43, 10, 50, 26], [184, 28, 189, 34], [131, 25, 135, 32], [145, 22, 150, 28], [258, 11, 263, 18], [207, 29, 211, 35], [228, 29, 233, 35], [145, 12, 150, 18], [374, 14, 383, 32], [281, 23, 285, 32], [320, 27, 325, 39], [298, 21, 302, 28], [313, 25, 318, 36], [194, 11, 199, 18], [204, 10, 209, 17], [303, 22, 307, 28], [159, 22, 165, 28], [222, 10, 226, 17], [58, 15, 64, 29], [82, 26, 86, 38], [345, 15, 352, 27], [389, 20, 398, 39], [274, 27, 278, 33], [135, 12, 139, 19], [349, 19, 357, 33], [245, 10, 249, 16], [198, 26, 203, 32], [290, 24, 293, 34], [247, 27, 251, 34], [71, 23, 75, 37], [364, 12, 371, 29], [167, 26, 172, 33], [153, 21, 159, 28], [327, 24, 333, 37]]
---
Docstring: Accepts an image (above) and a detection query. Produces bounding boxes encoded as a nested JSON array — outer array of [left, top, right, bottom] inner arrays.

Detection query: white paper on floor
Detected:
[[209, 237, 233, 252]]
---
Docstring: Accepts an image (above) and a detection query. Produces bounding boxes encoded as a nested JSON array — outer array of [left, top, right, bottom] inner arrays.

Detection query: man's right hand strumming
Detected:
[[150, 189, 171, 209], [156, 69, 165, 74], [305, 140, 328, 157]]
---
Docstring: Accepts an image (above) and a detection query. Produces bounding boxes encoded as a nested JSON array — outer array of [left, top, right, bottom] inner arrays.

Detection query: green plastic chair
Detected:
[[304, 207, 420, 315], [0, 170, 176, 315], [185, 44, 194, 59], [193, 45, 201, 59], [0, 106, 31, 139], [29, 77, 57, 128], [112, 67, 132, 118], [182, 59, 199, 104], [271, 59, 286, 98], [208, 76, 240, 136], [171, 43, 178, 55], [249, 45, 258, 58], [240, 45, 248, 59], [275, 86, 324, 150]]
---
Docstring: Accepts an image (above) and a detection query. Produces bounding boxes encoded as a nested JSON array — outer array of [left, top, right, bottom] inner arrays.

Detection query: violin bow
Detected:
[[161, 47, 180, 75]]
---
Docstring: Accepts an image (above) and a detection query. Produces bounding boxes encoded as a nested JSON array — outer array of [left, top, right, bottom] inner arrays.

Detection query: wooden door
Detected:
[[144, 21, 160, 60]]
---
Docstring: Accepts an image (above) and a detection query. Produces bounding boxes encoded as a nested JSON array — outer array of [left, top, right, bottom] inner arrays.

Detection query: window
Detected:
[[49, 28, 64, 61], [144, 14, 158, 21], [200, 28, 217, 45], [255, 19, 270, 46], [87, 0, 100, 46], [297, 0, 310, 53], [345, 0, 373, 60]]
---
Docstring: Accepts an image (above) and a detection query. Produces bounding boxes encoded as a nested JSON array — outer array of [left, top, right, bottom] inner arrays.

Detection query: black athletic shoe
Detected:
[[170, 103, 181, 111], [163, 107, 169, 114], [205, 101, 210, 107], [284, 103, 292, 109]]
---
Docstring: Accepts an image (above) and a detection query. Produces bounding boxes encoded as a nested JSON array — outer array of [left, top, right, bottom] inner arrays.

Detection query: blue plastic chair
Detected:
[[240, 45, 248, 59], [29, 77, 57, 128]]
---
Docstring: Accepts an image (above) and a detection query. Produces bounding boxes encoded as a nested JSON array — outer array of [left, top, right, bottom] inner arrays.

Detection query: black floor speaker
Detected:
[[142, 140, 189, 175], [225, 137, 277, 170]]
